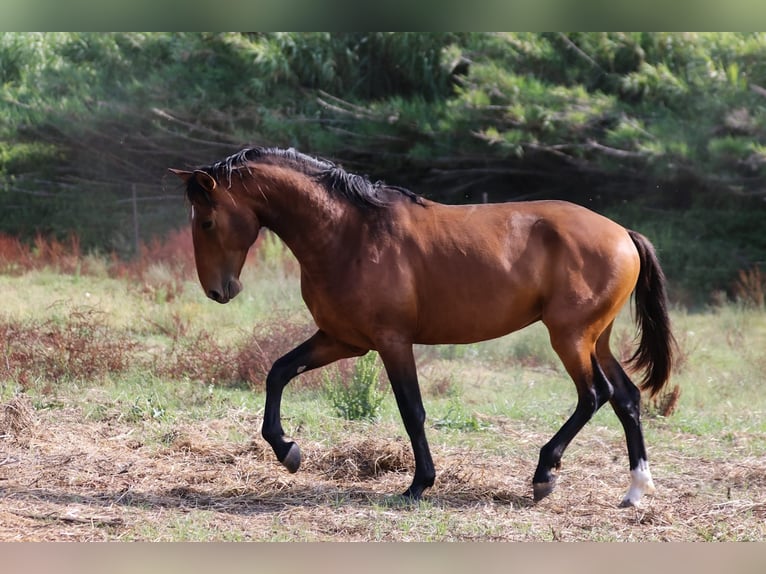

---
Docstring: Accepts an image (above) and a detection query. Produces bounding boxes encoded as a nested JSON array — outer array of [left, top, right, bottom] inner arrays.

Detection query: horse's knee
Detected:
[[265, 357, 298, 389], [590, 355, 615, 404], [577, 382, 608, 420], [403, 403, 426, 431]]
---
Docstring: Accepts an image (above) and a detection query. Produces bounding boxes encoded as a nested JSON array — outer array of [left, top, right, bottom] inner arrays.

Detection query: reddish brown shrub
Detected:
[[0, 309, 139, 388], [111, 228, 196, 281], [734, 265, 765, 308], [34, 234, 82, 274], [0, 233, 82, 275], [235, 318, 320, 389], [155, 330, 241, 387], [0, 234, 32, 273]]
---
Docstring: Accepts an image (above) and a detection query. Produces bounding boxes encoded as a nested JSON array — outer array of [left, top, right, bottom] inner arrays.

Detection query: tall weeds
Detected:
[[0, 227, 316, 393], [0, 233, 83, 275]]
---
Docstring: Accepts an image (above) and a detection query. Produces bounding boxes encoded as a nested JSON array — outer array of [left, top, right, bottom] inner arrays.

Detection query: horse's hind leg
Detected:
[[262, 330, 366, 473], [597, 328, 656, 507], [533, 328, 613, 502]]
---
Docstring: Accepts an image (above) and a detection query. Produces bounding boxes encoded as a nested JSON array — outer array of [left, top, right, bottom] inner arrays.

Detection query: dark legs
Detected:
[[263, 324, 655, 506], [532, 355, 612, 501], [261, 330, 365, 472], [377, 341, 435, 499], [602, 355, 656, 506], [534, 321, 657, 506], [262, 331, 434, 500]]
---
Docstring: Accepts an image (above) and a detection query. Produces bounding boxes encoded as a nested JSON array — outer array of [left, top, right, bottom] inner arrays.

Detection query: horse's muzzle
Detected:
[[207, 278, 242, 304]]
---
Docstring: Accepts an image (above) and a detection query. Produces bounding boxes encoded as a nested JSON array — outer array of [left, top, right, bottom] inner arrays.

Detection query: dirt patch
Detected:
[[1, 397, 765, 541]]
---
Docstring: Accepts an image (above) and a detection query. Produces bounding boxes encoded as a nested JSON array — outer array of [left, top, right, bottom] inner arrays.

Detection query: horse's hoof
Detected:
[[281, 442, 301, 473], [533, 479, 556, 502], [618, 497, 638, 508], [401, 476, 434, 501], [401, 487, 423, 501]]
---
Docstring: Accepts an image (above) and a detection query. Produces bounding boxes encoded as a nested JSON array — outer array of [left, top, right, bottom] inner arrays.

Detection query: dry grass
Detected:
[[1, 396, 764, 541]]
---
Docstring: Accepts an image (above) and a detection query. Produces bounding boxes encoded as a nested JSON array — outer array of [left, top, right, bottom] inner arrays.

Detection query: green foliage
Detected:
[[0, 141, 60, 176], [707, 136, 756, 168], [608, 204, 766, 305], [619, 62, 689, 105], [243, 32, 455, 101], [125, 391, 168, 422], [323, 352, 386, 421], [433, 397, 488, 432], [2, 32, 766, 299]]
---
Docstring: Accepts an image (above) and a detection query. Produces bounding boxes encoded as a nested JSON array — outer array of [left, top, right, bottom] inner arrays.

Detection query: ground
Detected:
[[1, 395, 764, 542]]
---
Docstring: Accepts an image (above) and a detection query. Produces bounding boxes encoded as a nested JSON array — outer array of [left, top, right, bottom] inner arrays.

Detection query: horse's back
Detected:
[[410, 199, 636, 282]]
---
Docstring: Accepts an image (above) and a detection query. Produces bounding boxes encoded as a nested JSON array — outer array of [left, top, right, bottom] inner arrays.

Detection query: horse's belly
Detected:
[[413, 296, 541, 345]]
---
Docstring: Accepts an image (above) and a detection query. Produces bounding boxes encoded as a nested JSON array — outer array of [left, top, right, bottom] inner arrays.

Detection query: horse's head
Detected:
[[170, 168, 260, 303]]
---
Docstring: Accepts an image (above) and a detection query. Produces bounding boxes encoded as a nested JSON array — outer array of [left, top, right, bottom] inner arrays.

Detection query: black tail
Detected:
[[627, 230, 676, 397]]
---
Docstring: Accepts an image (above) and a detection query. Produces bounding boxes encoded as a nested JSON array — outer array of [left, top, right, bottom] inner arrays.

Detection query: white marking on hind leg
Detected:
[[620, 459, 656, 507]]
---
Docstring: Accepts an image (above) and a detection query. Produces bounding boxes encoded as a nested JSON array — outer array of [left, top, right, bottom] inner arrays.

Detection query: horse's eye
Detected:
[[201, 220, 214, 230]]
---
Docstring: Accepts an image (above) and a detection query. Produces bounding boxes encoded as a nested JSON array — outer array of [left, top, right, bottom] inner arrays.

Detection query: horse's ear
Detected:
[[168, 169, 217, 194], [192, 170, 217, 193], [168, 168, 193, 183]]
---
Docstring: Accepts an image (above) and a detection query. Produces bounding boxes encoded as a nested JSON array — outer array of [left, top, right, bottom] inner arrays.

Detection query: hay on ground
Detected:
[[0, 395, 36, 441]]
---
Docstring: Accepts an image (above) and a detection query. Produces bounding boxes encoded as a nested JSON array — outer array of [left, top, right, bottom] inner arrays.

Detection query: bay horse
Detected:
[[170, 146, 675, 507]]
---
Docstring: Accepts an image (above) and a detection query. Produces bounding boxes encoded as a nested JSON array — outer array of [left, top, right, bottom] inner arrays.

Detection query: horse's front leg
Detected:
[[376, 340, 435, 500], [262, 330, 365, 473]]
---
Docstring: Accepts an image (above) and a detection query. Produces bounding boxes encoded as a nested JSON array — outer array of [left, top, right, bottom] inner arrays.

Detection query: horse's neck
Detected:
[[254, 174, 348, 264]]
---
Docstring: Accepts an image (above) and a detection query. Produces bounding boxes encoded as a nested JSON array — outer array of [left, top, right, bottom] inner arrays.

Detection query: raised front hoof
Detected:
[[280, 442, 302, 474], [532, 479, 557, 502]]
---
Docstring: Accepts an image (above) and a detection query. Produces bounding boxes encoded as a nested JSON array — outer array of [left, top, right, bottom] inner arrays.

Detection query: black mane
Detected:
[[200, 146, 424, 208]]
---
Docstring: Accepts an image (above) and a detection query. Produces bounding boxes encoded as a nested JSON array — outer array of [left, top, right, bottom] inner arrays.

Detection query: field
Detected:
[[1, 232, 765, 541]]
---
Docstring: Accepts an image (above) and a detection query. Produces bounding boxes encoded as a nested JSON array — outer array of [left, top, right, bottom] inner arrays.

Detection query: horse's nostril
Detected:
[[208, 289, 222, 302]]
